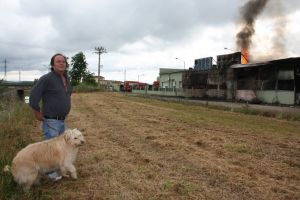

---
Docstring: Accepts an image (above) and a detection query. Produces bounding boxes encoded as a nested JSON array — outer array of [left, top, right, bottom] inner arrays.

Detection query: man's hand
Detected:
[[34, 110, 43, 121]]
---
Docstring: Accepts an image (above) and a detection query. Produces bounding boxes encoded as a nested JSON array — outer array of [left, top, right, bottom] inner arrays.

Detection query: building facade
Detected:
[[156, 55, 300, 105], [158, 68, 184, 89]]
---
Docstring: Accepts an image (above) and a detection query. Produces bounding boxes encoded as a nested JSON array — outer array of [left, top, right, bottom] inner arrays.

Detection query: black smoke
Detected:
[[236, 0, 269, 54]]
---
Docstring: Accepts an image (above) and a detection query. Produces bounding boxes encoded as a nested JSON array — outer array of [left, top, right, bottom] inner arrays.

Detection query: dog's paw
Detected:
[[71, 173, 77, 179], [62, 174, 70, 178], [72, 175, 77, 179]]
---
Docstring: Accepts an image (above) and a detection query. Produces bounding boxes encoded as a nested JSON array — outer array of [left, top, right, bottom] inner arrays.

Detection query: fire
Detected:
[[241, 48, 248, 64]]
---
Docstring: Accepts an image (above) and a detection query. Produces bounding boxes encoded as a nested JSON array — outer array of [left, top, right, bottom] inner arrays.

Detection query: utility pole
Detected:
[[94, 46, 107, 86], [4, 59, 7, 80], [124, 68, 126, 83], [138, 74, 144, 82]]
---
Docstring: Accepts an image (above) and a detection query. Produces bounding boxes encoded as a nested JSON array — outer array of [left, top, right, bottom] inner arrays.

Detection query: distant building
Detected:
[[158, 68, 184, 89], [217, 52, 241, 70], [103, 80, 123, 91], [93, 75, 105, 84], [194, 57, 213, 71], [92, 76, 123, 91]]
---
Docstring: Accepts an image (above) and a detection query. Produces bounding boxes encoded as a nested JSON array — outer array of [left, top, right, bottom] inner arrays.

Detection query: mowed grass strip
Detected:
[[123, 95, 300, 136]]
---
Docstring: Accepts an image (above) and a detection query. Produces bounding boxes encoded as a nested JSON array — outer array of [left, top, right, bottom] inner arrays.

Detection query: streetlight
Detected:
[[224, 47, 234, 52], [175, 57, 186, 70], [224, 47, 248, 63]]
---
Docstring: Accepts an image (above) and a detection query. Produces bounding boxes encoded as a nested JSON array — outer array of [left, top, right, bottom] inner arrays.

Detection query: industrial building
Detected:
[[182, 54, 300, 105], [232, 57, 300, 105], [155, 53, 300, 106]]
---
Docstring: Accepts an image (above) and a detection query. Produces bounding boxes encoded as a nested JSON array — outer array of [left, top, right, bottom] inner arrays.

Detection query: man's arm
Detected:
[[29, 75, 48, 121], [33, 109, 43, 121]]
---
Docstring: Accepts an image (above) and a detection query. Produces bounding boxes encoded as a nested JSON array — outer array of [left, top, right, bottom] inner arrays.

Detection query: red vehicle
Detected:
[[123, 81, 146, 92], [152, 81, 159, 90]]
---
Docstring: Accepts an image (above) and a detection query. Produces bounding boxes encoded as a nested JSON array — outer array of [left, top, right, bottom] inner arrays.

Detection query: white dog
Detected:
[[9, 128, 85, 190]]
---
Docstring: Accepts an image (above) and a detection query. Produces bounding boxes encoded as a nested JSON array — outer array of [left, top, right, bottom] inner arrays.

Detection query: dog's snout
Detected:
[[81, 140, 86, 144]]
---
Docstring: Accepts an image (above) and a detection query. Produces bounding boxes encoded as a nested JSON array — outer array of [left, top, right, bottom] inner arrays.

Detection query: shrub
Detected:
[[73, 83, 105, 93]]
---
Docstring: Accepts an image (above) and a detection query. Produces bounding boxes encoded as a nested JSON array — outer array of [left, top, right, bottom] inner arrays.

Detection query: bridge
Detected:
[[0, 81, 34, 101]]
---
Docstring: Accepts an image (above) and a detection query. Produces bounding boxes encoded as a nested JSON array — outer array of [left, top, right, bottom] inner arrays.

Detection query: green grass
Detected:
[[160, 181, 194, 196], [224, 144, 264, 158], [124, 95, 300, 137], [0, 85, 10, 94], [128, 95, 300, 122], [0, 99, 42, 199], [73, 83, 106, 93]]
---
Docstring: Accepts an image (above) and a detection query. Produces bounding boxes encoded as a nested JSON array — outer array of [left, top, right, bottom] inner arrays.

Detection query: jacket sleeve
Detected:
[[29, 75, 48, 111]]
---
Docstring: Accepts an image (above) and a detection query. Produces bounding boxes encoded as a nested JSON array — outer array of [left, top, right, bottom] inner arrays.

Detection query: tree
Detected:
[[69, 52, 89, 86], [82, 72, 97, 86]]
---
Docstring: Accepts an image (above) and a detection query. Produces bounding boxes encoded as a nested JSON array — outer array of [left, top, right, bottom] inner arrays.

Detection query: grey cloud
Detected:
[[1, 0, 299, 74], [18, 0, 241, 51]]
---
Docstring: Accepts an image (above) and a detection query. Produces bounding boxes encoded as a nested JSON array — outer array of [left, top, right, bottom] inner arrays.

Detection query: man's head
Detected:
[[50, 53, 68, 74]]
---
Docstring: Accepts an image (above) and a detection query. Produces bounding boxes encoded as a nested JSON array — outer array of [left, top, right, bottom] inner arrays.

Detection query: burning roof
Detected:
[[231, 57, 300, 69]]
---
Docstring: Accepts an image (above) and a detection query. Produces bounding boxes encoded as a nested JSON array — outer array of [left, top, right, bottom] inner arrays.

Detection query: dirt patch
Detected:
[[35, 92, 300, 199]]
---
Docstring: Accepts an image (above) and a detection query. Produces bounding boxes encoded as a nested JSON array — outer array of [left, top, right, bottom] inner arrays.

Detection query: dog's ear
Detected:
[[64, 129, 72, 142], [73, 128, 79, 133]]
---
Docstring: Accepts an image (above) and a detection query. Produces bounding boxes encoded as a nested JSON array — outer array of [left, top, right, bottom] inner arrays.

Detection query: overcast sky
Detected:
[[0, 0, 299, 83]]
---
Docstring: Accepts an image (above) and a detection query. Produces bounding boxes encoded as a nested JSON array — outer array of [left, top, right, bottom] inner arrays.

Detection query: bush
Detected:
[[73, 83, 105, 93]]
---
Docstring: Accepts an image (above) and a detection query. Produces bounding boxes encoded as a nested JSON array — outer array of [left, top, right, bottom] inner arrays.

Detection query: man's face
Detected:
[[53, 55, 66, 74]]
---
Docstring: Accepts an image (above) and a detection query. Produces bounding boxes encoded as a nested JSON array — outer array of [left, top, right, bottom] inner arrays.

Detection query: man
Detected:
[[29, 53, 72, 181]]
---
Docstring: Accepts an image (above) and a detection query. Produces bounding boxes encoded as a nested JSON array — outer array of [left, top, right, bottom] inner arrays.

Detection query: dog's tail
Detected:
[[3, 165, 11, 173]]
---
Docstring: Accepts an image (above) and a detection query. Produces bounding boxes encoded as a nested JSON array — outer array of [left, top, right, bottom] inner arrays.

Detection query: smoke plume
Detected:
[[254, 0, 287, 61], [236, 0, 269, 61], [270, 6, 287, 59]]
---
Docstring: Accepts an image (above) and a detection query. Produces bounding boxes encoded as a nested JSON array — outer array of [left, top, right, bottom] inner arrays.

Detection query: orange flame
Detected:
[[241, 48, 248, 64]]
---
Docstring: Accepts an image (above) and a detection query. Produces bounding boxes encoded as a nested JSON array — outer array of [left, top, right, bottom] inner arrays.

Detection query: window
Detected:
[[261, 80, 276, 90], [277, 80, 294, 91]]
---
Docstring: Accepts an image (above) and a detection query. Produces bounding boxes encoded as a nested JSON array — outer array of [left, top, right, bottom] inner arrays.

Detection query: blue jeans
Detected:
[[42, 119, 66, 139]]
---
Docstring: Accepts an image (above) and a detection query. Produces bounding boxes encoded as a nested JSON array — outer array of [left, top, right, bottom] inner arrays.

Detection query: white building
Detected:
[[158, 68, 184, 89]]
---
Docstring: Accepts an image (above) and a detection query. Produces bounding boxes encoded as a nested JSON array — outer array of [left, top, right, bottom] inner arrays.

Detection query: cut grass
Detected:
[[1, 92, 300, 199], [124, 95, 300, 137], [127, 94, 300, 122], [224, 144, 265, 158]]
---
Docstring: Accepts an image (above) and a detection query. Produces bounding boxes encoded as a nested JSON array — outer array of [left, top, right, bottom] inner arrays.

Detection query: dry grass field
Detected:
[[3, 92, 300, 200]]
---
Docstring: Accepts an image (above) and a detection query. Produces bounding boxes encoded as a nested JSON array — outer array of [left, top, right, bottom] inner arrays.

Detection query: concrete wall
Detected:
[[132, 89, 296, 105], [256, 90, 295, 105], [133, 89, 185, 97], [133, 88, 224, 99]]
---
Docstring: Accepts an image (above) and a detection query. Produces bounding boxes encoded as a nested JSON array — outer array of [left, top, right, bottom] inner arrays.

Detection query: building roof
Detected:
[[231, 57, 300, 69], [231, 62, 268, 69], [159, 68, 184, 75]]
